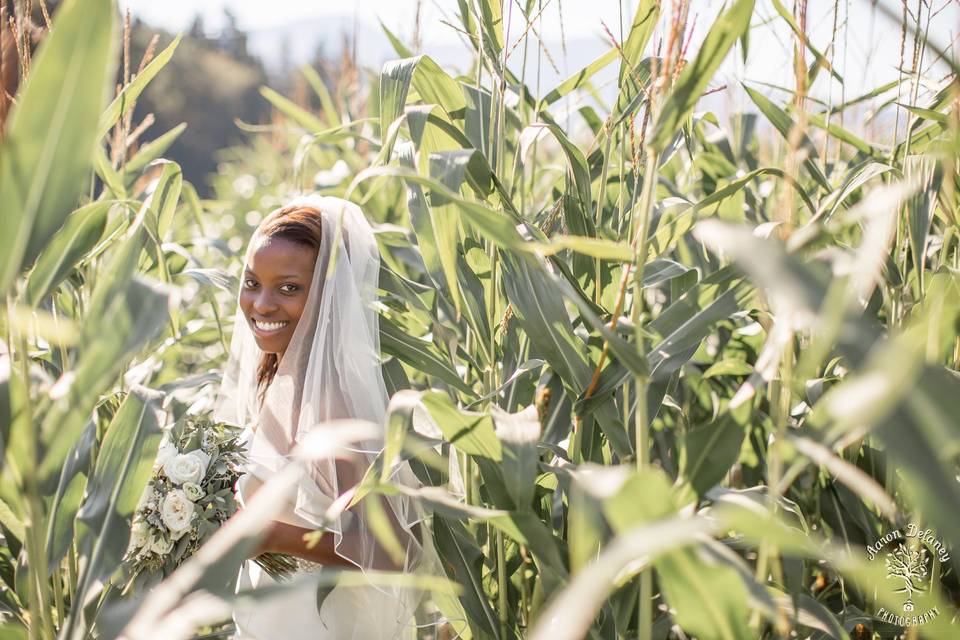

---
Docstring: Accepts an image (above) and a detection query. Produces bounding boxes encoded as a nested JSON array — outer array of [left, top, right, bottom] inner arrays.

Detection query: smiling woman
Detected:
[[214, 196, 440, 639], [237, 205, 322, 397]]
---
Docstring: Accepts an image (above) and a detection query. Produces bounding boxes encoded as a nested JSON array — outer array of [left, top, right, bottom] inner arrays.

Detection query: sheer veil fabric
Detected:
[[213, 195, 440, 639]]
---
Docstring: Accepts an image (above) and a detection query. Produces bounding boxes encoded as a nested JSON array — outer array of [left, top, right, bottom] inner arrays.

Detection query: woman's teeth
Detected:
[[254, 319, 288, 332]]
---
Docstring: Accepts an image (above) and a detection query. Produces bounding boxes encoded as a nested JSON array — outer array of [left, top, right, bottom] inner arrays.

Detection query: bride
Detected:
[[212, 195, 439, 639]]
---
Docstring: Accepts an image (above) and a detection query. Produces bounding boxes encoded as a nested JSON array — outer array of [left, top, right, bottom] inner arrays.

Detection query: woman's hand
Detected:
[[235, 473, 404, 569], [251, 520, 350, 567]]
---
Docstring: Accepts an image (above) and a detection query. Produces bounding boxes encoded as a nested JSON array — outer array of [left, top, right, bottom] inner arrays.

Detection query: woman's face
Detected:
[[239, 235, 318, 357]]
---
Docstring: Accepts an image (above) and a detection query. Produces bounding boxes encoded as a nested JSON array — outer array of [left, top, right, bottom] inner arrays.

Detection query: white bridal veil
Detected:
[[212, 195, 442, 635]]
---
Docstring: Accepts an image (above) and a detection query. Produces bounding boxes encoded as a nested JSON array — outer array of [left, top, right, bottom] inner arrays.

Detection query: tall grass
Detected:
[[2, 0, 960, 639]]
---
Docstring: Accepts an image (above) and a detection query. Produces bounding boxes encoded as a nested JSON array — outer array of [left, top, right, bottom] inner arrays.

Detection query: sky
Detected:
[[118, 0, 960, 130], [121, 0, 655, 42]]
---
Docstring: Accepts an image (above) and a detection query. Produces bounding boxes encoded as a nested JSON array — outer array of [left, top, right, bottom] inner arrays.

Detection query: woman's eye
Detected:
[[280, 284, 299, 293], [243, 278, 258, 288]]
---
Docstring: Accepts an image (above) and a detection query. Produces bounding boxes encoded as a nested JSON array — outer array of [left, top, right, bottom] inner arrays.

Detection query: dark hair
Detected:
[[252, 204, 324, 398]]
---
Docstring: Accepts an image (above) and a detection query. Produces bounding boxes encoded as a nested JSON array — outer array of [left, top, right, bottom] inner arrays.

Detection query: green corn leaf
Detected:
[[619, 1, 660, 85], [260, 86, 326, 133], [770, 0, 843, 83], [97, 34, 182, 139], [25, 200, 114, 305], [379, 19, 415, 59], [649, 0, 755, 152], [123, 122, 188, 180], [0, 0, 117, 296], [67, 387, 162, 638], [45, 421, 95, 572], [379, 315, 473, 395], [299, 64, 341, 126], [540, 48, 618, 108], [433, 516, 500, 639], [743, 85, 831, 192]]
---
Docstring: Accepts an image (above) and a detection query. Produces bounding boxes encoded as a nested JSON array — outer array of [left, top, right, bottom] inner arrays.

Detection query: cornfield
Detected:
[[1, 0, 960, 638]]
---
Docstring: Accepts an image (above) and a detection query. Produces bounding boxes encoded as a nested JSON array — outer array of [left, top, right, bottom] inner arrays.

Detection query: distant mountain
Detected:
[[246, 15, 392, 75]]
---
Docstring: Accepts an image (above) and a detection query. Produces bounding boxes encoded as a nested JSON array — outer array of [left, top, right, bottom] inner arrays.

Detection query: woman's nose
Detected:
[[252, 291, 278, 314]]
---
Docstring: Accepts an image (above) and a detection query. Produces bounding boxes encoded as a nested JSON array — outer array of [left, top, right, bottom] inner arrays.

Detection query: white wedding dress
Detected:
[[214, 197, 440, 640], [231, 472, 417, 640]]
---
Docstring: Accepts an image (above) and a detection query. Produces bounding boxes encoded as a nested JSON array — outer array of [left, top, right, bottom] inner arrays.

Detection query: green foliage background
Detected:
[[1, 0, 959, 638]]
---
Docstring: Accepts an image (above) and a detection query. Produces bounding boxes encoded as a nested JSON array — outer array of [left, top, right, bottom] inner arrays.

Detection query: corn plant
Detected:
[[0, 0, 233, 638]]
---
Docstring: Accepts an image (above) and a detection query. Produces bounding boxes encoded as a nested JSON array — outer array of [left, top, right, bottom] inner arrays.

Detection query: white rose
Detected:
[[128, 520, 149, 551], [160, 489, 196, 535], [182, 482, 204, 502], [189, 449, 211, 472], [150, 536, 174, 555], [154, 442, 178, 470], [162, 450, 209, 485]]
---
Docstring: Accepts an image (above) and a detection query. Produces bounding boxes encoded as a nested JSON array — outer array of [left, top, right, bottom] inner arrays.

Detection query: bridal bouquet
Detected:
[[122, 414, 245, 585]]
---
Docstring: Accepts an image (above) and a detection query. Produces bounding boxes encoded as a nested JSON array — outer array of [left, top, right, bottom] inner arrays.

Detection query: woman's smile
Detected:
[[251, 318, 290, 335]]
